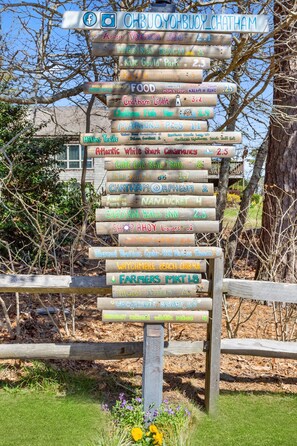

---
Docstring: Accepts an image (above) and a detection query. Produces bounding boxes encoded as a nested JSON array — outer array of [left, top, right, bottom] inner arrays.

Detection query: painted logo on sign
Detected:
[[101, 13, 116, 28], [83, 12, 97, 27], [151, 183, 163, 193]]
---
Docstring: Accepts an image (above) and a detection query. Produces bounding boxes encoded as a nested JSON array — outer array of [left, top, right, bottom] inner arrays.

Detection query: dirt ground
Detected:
[[0, 291, 296, 401]]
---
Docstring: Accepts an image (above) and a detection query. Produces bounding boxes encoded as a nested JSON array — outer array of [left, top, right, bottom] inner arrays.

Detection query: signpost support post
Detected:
[[205, 256, 224, 415], [141, 0, 172, 417]]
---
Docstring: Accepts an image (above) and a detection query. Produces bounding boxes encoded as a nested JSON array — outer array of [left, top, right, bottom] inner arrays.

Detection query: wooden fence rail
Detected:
[[0, 275, 296, 360]]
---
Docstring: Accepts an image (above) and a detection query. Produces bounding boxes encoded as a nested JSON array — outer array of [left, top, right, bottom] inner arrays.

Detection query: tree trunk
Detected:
[[216, 69, 241, 224], [225, 137, 268, 277], [257, 2, 297, 281]]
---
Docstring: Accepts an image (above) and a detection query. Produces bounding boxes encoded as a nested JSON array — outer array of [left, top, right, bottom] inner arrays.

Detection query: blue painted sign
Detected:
[[62, 12, 269, 33]]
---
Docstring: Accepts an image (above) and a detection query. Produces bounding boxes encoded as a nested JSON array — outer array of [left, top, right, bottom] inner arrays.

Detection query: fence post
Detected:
[[142, 323, 164, 416], [205, 256, 224, 414]]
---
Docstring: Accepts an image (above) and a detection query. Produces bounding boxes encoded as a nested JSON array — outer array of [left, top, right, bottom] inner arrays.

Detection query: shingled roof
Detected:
[[31, 104, 110, 137]]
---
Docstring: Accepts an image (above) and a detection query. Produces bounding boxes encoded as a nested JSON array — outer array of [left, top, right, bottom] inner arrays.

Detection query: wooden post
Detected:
[[143, 324, 164, 415], [205, 256, 224, 415]]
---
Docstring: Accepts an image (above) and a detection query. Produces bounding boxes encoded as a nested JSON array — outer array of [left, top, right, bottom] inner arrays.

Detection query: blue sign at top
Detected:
[[62, 11, 269, 33]]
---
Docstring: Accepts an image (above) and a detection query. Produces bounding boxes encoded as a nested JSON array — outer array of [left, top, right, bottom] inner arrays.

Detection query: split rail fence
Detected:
[[0, 274, 296, 361]]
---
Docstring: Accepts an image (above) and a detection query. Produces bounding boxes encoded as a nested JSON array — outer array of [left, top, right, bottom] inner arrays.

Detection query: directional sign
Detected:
[[119, 56, 210, 69], [97, 297, 212, 311], [102, 195, 216, 208], [106, 182, 213, 195], [90, 30, 232, 45], [81, 132, 242, 146], [84, 81, 237, 95], [111, 283, 211, 298], [101, 310, 209, 323], [106, 272, 203, 285], [95, 208, 216, 222], [110, 120, 208, 133], [109, 107, 213, 120], [62, 12, 269, 34], [105, 259, 207, 272], [96, 220, 219, 235], [90, 246, 222, 260], [105, 169, 208, 182], [104, 157, 212, 170], [92, 43, 231, 59], [88, 145, 236, 157], [118, 234, 196, 246], [119, 69, 203, 83], [106, 94, 218, 107]]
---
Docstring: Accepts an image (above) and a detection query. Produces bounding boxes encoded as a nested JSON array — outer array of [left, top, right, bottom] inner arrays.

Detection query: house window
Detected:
[[57, 144, 93, 169]]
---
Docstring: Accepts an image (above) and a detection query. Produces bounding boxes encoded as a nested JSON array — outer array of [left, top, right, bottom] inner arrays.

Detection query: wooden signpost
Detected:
[[108, 107, 214, 120], [110, 119, 208, 132], [96, 221, 220, 234], [88, 145, 236, 158], [119, 69, 203, 83], [104, 157, 212, 170], [90, 30, 232, 45], [92, 43, 232, 59], [105, 169, 209, 182], [106, 94, 218, 107], [81, 132, 242, 146], [118, 56, 211, 69], [101, 195, 216, 208], [84, 81, 237, 95], [62, 6, 268, 416]]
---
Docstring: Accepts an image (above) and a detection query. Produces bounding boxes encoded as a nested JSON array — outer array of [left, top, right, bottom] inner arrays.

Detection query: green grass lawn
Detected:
[[0, 393, 105, 446], [0, 362, 296, 446], [223, 203, 263, 229], [192, 393, 297, 446]]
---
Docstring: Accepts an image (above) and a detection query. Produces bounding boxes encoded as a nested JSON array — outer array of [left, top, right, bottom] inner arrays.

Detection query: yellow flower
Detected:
[[153, 431, 163, 445], [131, 427, 143, 441], [149, 424, 159, 434]]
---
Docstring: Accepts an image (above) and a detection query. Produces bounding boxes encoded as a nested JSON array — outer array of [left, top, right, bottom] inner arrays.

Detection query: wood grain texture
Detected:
[[90, 30, 232, 45], [0, 274, 108, 294], [119, 56, 210, 69], [225, 279, 297, 304], [119, 69, 203, 83], [119, 234, 196, 246], [108, 107, 214, 121], [89, 145, 235, 158], [106, 183, 214, 195], [97, 297, 212, 311], [92, 43, 231, 59], [106, 273, 205, 286], [143, 324, 164, 413], [106, 259, 207, 272], [84, 81, 236, 95], [81, 131, 241, 146], [221, 339, 297, 359], [102, 195, 216, 208], [106, 94, 218, 107], [111, 283, 211, 298], [102, 310, 209, 323], [0, 341, 205, 360], [96, 220, 219, 235], [106, 169, 209, 183], [110, 120, 208, 133], [205, 257, 224, 415], [95, 208, 216, 222], [89, 246, 222, 260]]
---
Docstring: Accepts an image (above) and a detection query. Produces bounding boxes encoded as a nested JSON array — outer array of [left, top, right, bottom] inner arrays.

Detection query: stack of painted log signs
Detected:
[[80, 24, 241, 325]]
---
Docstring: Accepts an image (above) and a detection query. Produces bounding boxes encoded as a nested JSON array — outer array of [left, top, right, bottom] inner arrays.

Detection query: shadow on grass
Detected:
[[0, 360, 296, 411]]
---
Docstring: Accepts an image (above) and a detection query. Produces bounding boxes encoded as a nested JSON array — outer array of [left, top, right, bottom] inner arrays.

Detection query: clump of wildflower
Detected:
[[131, 427, 143, 442]]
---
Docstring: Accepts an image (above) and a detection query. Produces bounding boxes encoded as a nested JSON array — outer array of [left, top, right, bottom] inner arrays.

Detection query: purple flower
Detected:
[[135, 397, 142, 403], [101, 403, 109, 412], [119, 393, 125, 402], [185, 409, 191, 417], [126, 405, 133, 411], [163, 399, 169, 404], [120, 400, 127, 408]]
